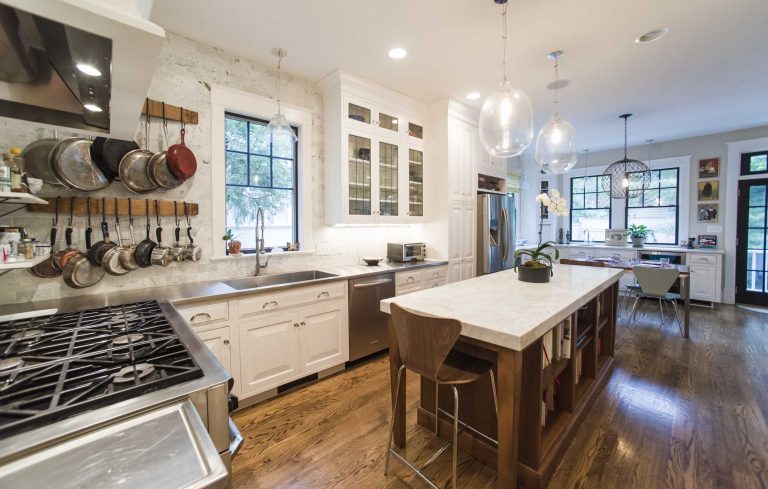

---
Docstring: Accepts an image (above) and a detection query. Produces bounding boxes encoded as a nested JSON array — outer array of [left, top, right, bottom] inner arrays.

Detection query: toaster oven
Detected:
[[387, 242, 426, 262]]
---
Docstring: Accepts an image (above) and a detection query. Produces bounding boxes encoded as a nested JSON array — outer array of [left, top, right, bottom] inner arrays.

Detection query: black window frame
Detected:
[[224, 111, 299, 254], [569, 174, 612, 242], [625, 167, 679, 245], [741, 150, 768, 176]]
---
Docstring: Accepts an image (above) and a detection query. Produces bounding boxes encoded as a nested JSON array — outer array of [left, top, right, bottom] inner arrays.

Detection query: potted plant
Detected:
[[628, 224, 650, 248], [535, 189, 569, 245], [223, 229, 242, 255], [514, 241, 560, 283]]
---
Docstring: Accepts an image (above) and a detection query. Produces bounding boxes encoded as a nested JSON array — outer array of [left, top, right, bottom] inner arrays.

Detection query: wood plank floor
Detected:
[[231, 302, 768, 488]]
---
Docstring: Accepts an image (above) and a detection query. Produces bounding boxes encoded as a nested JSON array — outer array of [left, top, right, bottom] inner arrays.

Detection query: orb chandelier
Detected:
[[266, 48, 298, 145], [535, 50, 578, 174], [601, 114, 651, 199], [478, 0, 533, 158]]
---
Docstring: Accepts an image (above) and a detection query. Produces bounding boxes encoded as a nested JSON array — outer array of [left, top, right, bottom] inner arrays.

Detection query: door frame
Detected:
[[735, 178, 768, 305]]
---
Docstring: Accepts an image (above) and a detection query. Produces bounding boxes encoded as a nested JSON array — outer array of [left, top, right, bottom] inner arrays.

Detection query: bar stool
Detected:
[[384, 304, 498, 489]]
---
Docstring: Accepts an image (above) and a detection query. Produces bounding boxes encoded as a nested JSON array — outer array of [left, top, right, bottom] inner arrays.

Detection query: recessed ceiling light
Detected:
[[388, 48, 407, 59], [635, 28, 669, 44], [466, 92, 481, 100], [83, 103, 102, 112], [76, 63, 102, 77]]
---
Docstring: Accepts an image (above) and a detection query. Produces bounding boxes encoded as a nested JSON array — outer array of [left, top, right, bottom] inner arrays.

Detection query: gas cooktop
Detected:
[[0, 300, 203, 437]]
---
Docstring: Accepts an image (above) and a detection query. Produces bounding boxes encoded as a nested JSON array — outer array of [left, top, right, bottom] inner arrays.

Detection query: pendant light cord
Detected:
[[553, 53, 559, 118], [275, 51, 283, 114], [501, 2, 508, 83]]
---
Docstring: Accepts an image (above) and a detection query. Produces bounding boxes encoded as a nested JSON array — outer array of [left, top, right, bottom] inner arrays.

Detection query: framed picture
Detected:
[[698, 235, 717, 249], [605, 228, 628, 246], [697, 203, 719, 223], [698, 158, 720, 178], [697, 180, 719, 201]]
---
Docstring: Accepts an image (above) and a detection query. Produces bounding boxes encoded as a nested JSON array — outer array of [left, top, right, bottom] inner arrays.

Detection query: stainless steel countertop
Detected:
[[0, 260, 448, 316]]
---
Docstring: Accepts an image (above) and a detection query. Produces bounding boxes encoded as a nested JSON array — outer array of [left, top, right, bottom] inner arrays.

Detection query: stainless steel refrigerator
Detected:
[[477, 193, 516, 274]]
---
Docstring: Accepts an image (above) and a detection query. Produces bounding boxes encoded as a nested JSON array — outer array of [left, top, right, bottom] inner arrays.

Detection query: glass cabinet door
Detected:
[[408, 122, 423, 140], [378, 112, 399, 133], [348, 134, 372, 215], [347, 103, 371, 125], [379, 141, 399, 216], [408, 149, 424, 217]]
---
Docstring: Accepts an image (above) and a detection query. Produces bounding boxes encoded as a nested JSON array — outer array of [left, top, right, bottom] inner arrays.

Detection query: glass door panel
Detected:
[[348, 103, 371, 125], [378, 112, 399, 132], [408, 149, 424, 217], [379, 141, 398, 216], [737, 178, 768, 305], [348, 134, 371, 216], [408, 122, 423, 140]]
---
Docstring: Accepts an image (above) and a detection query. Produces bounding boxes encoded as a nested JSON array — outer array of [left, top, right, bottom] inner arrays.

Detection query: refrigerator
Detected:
[[477, 193, 516, 274]]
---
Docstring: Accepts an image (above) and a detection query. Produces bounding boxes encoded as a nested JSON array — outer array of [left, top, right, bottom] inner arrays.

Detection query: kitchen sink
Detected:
[[223, 270, 339, 290]]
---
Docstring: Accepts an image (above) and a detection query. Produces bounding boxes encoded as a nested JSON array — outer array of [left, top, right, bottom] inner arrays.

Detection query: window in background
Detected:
[[570, 175, 611, 241], [224, 112, 298, 252], [626, 168, 679, 245], [741, 150, 768, 176]]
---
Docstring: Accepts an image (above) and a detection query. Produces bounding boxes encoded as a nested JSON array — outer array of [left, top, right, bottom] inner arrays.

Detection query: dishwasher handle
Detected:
[[352, 278, 393, 288]]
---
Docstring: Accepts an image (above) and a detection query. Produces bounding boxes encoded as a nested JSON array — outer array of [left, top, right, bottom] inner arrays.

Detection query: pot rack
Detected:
[[141, 99, 198, 125], [26, 197, 199, 217]]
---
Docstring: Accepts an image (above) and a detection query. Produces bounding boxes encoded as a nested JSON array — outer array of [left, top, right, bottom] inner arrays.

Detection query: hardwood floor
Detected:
[[232, 302, 768, 488]]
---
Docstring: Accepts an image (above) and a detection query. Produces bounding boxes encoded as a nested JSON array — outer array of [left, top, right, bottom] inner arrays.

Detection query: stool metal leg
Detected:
[[384, 364, 406, 476], [658, 298, 665, 325], [670, 299, 684, 338], [452, 385, 459, 489], [630, 296, 641, 321]]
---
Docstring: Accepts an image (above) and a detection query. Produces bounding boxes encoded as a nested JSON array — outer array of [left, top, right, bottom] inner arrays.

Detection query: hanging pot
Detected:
[[166, 111, 197, 181], [50, 138, 110, 191], [134, 201, 157, 268], [118, 198, 140, 271], [150, 200, 172, 267], [91, 137, 139, 180], [51, 197, 81, 271], [30, 198, 61, 278], [169, 201, 185, 262], [63, 226, 105, 289], [101, 199, 130, 276], [22, 138, 65, 187], [119, 104, 156, 193], [147, 103, 183, 190], [87, 198, 116, 266], [182, 202, 202, 262]]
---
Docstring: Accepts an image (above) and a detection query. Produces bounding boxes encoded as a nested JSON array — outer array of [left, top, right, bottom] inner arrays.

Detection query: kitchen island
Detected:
[[380, 264, 622, 488]]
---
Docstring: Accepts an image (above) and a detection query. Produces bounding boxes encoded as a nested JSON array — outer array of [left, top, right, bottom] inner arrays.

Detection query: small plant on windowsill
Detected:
[[223, 229, 242, 255], [514, 241, 560, 283], [627, 224, 651, 248]]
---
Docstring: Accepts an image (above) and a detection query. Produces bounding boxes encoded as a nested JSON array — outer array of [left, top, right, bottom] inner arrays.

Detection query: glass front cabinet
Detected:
[[322, 71, 427, 224]]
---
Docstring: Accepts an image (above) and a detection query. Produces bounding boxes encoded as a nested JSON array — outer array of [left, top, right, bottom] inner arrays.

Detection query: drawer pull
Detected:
[[263, 300, 279, 309], [190, 312, 211, 323], [300, 321, 306, 326], [317, 291, 330, 299], [223, 339, 230, 345], [432, 271, 439, 277], [293, 322, 300, 328], [406, 276, 415, 282]]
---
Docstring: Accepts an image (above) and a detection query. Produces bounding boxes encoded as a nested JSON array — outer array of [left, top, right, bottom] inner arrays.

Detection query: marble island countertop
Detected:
[[380, 264, 623, 351], [535, 242, 725, 254]]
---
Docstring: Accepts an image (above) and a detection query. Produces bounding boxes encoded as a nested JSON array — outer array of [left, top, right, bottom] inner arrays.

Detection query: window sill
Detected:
[[210, 250, 315, 262]]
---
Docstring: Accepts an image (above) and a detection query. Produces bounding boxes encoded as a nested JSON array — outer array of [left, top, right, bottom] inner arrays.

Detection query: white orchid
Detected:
[[536, 189, 569, 245]]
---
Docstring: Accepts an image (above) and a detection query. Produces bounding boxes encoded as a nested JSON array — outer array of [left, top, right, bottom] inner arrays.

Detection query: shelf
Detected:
[[541, 409, 571, 457], [0, 255, 45, 270], [597, 317, 609, 332], [541, 358, 570, 392], [348, 157, 371, 164], [597, 354, 610, 373], [575, 333, 592, 351], [0, 192, 48, 205], [574, 376, 595, 406]]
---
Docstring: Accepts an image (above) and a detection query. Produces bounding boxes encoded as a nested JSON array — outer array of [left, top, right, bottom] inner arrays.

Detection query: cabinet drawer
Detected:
[[687, 254, 719, 265], [238, 281, 346, 318], [421, 266, 447, 281], [396, 283, 422, 296], [396, 270, 423, 287], [176, 301, 229, 327], [422, 278, 448, 290]]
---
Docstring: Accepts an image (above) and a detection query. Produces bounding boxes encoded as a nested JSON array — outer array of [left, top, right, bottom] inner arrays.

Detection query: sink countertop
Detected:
[[0, 260, 448, 317]]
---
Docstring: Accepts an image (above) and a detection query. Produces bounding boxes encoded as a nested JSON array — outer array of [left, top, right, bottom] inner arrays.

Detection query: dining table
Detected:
[[572, 258, 691, 338]]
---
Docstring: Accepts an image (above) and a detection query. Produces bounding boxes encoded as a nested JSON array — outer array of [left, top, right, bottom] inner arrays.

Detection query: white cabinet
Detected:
[[688, 253, 722, 302], [196, 326, 232, 376], [238, 313, 301, 397], [448, 199, 475, 282], [298, 302, 348, 373], [448, 119, 476, 200], [395, 266, 449, 295]]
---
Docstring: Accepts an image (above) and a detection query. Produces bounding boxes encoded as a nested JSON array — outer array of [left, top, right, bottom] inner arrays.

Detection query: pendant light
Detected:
[[535, 51, 578, 174], [267, 48, 298, 145], [478, 0, 533, 158], [601, 114, 651, 199]]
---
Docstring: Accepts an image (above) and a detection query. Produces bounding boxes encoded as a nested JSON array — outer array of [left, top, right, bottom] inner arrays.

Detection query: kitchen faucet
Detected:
[[254, 207, 269, 276], [583, 229, 591, 244]]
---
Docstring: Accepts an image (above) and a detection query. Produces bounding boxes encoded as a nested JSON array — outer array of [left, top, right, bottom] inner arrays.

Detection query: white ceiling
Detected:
[[151, 0, 768, 151]]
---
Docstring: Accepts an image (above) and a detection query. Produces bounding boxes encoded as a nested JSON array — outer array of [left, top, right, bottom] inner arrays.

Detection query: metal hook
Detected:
[[114, 197, 120, 223], [68, 196, 75, 227], [52, 196, 60, 227], [174, 200, 180, 227]]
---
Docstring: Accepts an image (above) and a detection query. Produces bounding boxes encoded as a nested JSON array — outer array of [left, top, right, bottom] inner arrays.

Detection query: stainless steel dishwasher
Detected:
[[348, 273, 396, 361]]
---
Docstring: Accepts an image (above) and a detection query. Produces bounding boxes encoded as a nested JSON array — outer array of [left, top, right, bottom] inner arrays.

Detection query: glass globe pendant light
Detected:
[[535, 51, 578, 174], [267, 48, 298, 145], [478, 0, 533, 158]]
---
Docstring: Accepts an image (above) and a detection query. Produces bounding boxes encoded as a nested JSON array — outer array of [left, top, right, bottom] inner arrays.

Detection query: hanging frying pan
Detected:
[[50, 138, 110, 191], [52, 197, 82, 271], [147, 104, 182, 190], [87, 197, 116, 266], [182, 202, 202, 262], [63, 226, 105, 289], [22, 138, 64, 187], [169, 201, 185, 262], [29, 197, 61, 278], [150, 201, 172, 267], [166, 107, 197, 181], [102, 198, 130, 276], [119, 104, 155, 193], [91, 137, 139, 181], [118, 198, 140, 271], [134, 201, 157, 268]]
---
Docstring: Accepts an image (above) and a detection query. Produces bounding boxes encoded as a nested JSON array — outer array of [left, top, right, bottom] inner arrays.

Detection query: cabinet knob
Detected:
[[300, 321, 306, 326], [223, 339, 230, 345], [294, 322, 300, 328]]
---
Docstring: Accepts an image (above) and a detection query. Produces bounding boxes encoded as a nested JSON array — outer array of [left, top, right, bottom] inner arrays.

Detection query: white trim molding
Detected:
[[210, 84, 314, 258], [724, 137, 768, 303]]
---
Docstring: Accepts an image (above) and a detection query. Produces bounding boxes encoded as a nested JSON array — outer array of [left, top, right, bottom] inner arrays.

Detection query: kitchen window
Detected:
[[741, 150, 768, 176], [224, 112, 298, 252], [570, 175, 612, 242], [625, 168, 679, 245]]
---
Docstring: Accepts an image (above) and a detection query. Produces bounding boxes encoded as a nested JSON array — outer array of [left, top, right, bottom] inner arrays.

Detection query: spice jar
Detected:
[[18, 238, 35, 259]]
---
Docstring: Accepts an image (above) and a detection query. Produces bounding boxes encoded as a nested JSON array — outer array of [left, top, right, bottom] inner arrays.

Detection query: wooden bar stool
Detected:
[[384, 304, 499, 489]]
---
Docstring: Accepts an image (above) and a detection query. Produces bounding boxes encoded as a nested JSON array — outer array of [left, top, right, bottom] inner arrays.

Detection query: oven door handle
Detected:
[[229, 417, 244, 458]]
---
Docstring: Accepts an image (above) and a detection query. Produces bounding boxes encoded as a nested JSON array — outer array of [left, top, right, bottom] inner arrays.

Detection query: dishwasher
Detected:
[[348, 272, 396, 361]]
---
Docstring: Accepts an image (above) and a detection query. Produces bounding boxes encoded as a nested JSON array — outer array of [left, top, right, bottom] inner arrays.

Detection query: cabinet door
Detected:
[[461, 201, 475, 262], [448, 261, 462, 283], [460, 125, 477, 198], [377, 138, 401, 221], [196, 326, 232, 374], [448, 201, 463, 261], [448, 121, 475, 200], [298, 302, 347, 374], [238, 312, 300, 397], [460, 258, 475, 281], [406, 147, 424, 220], [690, 265, 717, 301], [345, 131, 374, 221]]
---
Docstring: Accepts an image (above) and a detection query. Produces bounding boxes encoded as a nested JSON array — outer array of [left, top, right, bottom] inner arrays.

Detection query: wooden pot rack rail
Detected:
[[27, 198, 199, 217], [141, 99, 198, 125]]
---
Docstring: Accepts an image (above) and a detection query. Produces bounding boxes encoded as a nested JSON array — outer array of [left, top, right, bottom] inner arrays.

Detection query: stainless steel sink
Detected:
[[223, 270, 339, 290]]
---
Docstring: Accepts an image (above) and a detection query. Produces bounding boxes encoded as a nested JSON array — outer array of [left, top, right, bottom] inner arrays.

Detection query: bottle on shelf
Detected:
[[558, 228, 564, 244], [0, 155, 11, 193], [9, 147, 27, 193], [565, 230, 571, 244], [8, 148, 24, 193]]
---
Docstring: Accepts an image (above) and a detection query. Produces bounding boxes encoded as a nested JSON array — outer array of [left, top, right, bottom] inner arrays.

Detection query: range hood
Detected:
[[0, 0, 164, 139]]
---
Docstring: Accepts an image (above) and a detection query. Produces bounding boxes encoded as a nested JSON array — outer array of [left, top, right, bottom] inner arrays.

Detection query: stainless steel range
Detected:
[[0, 300, 241, 488]]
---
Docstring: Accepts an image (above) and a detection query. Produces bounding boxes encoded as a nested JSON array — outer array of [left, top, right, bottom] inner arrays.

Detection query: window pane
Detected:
[[571, 194, 584, 210], [225, 117, 247, 151], [751, 155, 768, 173], [273, 158, 293, 188], [584, 193, 597, 208], [226, 187, 294, 249], [627, 192, 642, 207], [648, 170, 660, 188], [659, 169, 677, 187], [250, 155, 271, 187], [572, 178, 584, 194], [248, 122, 270, 155], [597, 192, 610, 208], [748, 229, 765, 249], [272, 136, 294, 159], [659, 187, 677, 206], [643, 189, 660, 207], [747, 250, 765, 271], [750, 185, 767, 207], [747, 271, 764, 292], [584, 176, 597, 193], [627, 207, 677, 244], [598, 176, 611, 193], [225, 151, 247, 185], [571, 209, 610, 241], [749, 207, 766, 228]]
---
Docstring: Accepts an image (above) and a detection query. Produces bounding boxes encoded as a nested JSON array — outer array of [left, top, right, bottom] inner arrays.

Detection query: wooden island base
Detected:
[[391, 282, 619, 489]]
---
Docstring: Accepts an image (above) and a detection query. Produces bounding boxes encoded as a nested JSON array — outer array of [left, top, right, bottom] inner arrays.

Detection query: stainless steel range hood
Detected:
[[0, 0, 164, 139]]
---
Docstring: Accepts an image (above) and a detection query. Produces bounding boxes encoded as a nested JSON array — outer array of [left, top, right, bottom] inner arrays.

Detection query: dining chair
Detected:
[[630, 266, 684, 337], [385, 303, 498, 489]]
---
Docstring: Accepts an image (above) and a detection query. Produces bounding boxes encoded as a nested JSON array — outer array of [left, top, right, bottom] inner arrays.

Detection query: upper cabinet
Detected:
[[321, 71, 428, 224]]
